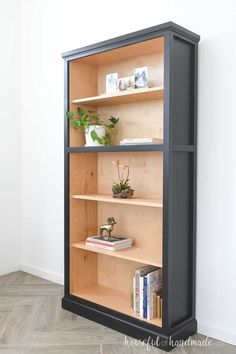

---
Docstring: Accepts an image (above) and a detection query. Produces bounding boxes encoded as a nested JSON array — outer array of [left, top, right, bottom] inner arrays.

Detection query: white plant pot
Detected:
[[85, 125, 106, 146]]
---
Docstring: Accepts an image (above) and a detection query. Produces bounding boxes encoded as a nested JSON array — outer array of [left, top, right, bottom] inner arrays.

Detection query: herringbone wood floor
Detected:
[[0, 271, 234, 354]]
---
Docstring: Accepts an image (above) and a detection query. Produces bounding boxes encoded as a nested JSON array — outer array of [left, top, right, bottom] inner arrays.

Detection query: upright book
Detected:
[[146, 269, 162, 319], [134, 265, 158, 317]]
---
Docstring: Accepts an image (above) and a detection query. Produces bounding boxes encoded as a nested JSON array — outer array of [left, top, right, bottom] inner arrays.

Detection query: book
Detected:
[[134, 265, 158, 317], [120, 138, 160, 145], [86, 239, 133, 247], [146, 269, 162, 319], [86, 236, 133, 245], [131, 289, 134, 310], [152, 292, 157, 318], [85, 241, 132, 251], [86, 236, 133, 251], [143, 276, 148, 318], [160, 297, 163, 318], [132, 277, 136, 313], [156, 291, 162, 318], [139, 275, 144, 318]]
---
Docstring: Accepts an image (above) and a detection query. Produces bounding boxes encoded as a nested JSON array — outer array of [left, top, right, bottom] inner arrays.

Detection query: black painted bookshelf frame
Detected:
[[62, 22, 200, 351]]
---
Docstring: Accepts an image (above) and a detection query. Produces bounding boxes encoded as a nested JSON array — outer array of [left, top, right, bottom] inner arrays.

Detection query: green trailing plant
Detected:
[[66, 106, 119, 146], [112, 160, 134, 198]]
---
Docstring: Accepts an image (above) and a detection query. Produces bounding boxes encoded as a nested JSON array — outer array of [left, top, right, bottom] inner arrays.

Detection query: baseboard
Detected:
[[198, 321, 236, 346], [20, 264, 64, 285]]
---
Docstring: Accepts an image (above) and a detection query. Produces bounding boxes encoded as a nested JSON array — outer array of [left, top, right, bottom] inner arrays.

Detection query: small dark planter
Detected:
[[112, 188, 134, 199]]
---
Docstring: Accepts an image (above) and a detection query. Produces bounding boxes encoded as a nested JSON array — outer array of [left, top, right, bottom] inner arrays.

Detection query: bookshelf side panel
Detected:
[[171, 36, 195, 145], [169, 151, 195, 327]]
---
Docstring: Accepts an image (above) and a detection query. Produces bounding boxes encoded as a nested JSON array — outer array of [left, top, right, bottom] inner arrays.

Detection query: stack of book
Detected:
[[132, 265, 162, 320], [86, 236, 133, 251], [120, 138, 160, 145]]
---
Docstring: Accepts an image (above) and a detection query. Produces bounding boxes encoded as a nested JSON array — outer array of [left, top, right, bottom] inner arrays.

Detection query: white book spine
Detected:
[[134, 265, 158, 317], [147, 278, 151, 319], [139, 276, 144, 317], [133, 277, 136, 313], [135, 274, 140, 316]]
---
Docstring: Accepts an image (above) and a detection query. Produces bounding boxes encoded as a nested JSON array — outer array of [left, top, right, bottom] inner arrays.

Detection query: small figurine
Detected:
[[99, 217, 116, 240]]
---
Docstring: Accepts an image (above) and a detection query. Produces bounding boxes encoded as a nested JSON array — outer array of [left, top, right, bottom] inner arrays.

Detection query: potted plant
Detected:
[[66, 106, 119, 146], [112, 160, 134, 199]]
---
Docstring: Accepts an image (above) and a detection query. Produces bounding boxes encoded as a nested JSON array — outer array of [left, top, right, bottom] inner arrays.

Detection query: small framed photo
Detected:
[[134, 66, 148, 89], [106, 73, 118, 93], [117, 76, 135, 91]]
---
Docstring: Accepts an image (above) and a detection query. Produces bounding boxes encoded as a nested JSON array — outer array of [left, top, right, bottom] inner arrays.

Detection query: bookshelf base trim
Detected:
[[62, 295, 197, 351]]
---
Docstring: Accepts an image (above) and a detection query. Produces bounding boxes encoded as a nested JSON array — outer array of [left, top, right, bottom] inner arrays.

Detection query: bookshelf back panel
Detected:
[[69, 151, 163, 293], [69, 151, 163, 243], [70, 249, 163, 327], [98, 100, 163, 143], [68, 37, 164, 147], [98, 151, 163, 199], [70, 248, 144, 295], [98, 202, 162, 256], [97, 52, 163, 94], [70, 151, 163, 199], [97, 254, 143, 294]]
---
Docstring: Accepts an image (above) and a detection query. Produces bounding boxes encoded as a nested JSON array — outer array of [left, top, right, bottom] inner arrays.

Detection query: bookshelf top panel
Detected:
[[71, 37, 164, 66]]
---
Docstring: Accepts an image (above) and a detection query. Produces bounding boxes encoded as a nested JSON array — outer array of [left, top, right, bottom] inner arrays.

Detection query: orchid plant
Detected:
[[112, 160, 133, 196]]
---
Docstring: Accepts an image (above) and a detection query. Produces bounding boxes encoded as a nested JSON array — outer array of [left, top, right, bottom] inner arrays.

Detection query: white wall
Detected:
[[0, 0, 21, 275], [2, 0, 235, 346]]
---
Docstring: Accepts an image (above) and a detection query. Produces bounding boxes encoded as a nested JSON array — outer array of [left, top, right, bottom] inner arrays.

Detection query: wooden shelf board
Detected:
[[71, 284, 162, 327], [71, 87, 163, 106], [71, 194, 163, 208], [72, 242, 162, 268], [67, 143, 164, 153]]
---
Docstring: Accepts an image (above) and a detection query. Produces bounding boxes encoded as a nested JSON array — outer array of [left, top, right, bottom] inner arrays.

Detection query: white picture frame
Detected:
[[134, 66, 148, 89], [106, 73, 118, 93]]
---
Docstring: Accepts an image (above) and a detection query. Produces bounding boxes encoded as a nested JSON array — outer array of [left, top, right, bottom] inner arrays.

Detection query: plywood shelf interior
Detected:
[[71, 285, 162, 327], [67, 36, 165, 331], [71, 194, 163, 208], [72, 242, 162, 268], [71, 86, 163, 106], [69, 131, 163, 328]]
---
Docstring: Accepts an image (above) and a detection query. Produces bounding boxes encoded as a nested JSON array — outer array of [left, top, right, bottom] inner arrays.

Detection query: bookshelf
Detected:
[[62, 22, 200, 351]]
